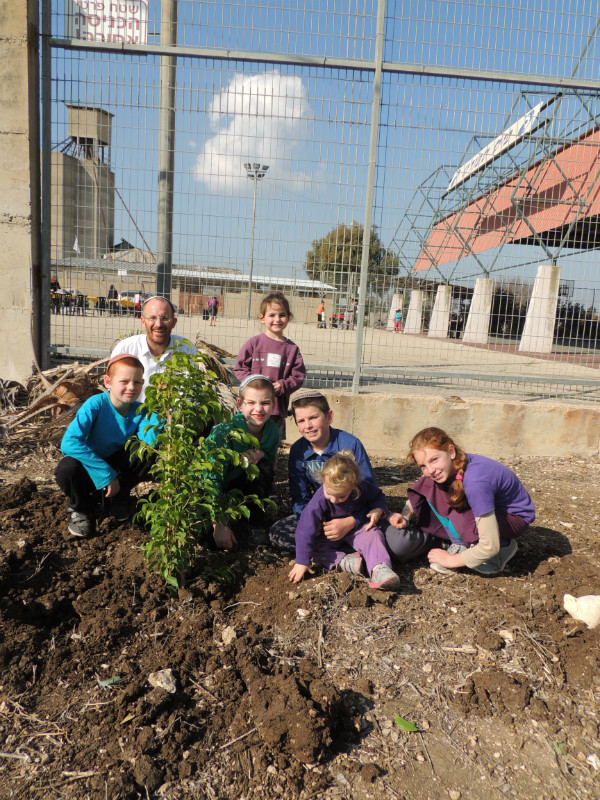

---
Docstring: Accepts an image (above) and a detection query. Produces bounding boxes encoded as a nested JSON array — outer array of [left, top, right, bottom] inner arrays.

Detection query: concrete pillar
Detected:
[[0, 0, 40, 382], [428, 284, 452, 338], [386, 292, 403, 331], [463, 278, 494, 344], [519, 264, 560, 354], [403, 289, 423, 334]]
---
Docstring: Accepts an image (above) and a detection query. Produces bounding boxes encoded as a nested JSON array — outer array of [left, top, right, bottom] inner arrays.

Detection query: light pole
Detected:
[[244, 162, 269, 318]]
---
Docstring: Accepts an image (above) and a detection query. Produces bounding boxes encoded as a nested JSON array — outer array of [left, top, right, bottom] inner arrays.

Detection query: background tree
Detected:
[[304, 222, 400, 292]]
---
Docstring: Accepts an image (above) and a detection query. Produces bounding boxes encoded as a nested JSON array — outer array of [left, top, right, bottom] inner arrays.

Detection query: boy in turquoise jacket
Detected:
[[55, 354, 160, 537]]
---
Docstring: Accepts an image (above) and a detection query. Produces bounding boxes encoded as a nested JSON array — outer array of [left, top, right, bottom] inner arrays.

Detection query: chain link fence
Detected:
[[43, 0, 600, 401]]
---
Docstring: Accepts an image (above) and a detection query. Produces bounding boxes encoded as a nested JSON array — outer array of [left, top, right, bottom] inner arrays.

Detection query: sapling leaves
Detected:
[[133, 345, 274, 588]]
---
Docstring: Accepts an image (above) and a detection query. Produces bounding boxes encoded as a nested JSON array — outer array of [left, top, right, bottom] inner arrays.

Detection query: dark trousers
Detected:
[[227, 459, 274, 527], [54, 445, 154, 515]]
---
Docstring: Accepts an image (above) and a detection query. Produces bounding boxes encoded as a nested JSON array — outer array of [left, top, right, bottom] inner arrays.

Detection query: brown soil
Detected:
[[0, 438, 599, 800]]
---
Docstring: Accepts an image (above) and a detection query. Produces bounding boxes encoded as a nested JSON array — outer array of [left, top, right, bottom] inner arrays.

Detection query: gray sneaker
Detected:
[[369, 563, 402, 591], [338, 552, 365, 576], [472, 540, 518, 576], [68, 510, 93, 538], [430, 543, 467, 575]]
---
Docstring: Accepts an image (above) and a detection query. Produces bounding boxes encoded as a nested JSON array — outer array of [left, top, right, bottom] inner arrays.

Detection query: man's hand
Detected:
[[105, 478, 120, 498], [323, 516, 355, 541], [213, 523, 237, 550]]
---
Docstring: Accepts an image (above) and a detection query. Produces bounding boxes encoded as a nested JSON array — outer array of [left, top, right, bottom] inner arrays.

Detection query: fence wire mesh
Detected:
[[45, 0, 600, 401]]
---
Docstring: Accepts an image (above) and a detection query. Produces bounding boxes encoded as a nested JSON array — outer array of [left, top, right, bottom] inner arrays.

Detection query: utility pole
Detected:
[[244, 162, 269, 319]]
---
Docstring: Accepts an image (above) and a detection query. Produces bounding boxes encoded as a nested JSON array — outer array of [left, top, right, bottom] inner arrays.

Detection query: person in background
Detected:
[[317, 298, 326, 328], [394, 308, 403, 332], [107, 284, 118, 316], [234, 292, 305, 440], [50, 275, 61, 315], [208, 296, 219, 327]]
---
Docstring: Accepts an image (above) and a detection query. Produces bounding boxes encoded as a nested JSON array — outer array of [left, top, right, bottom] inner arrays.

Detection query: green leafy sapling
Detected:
[[133, 344, 271, 588]]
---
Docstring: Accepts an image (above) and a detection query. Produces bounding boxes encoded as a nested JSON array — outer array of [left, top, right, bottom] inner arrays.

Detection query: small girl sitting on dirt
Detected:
[[385, 427, 535, 576], [288, 451, 401, 591]]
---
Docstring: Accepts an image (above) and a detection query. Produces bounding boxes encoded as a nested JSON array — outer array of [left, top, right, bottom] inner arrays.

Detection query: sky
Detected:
[[49, 0, 600, 304]]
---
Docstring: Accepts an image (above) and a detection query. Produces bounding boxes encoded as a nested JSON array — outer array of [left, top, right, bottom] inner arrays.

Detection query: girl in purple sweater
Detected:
[[288, 451, 401, 591], [234, 292, 305, 437], [386, 427, 535, 576]]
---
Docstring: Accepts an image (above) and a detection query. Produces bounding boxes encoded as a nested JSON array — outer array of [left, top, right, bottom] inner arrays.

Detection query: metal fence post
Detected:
[[156, 0, 177, 300], [352, 0, 385, 394]]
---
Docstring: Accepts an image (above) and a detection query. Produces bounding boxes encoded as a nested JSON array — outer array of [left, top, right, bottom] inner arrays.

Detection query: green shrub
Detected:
[[134, 345, 270, 588]]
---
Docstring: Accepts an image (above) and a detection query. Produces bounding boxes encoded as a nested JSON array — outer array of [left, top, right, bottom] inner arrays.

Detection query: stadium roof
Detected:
[[414, 126, 600, 272]]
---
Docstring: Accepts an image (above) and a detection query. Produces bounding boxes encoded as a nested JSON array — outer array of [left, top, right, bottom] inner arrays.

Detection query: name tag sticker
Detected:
[[266, 353, 282, 368]]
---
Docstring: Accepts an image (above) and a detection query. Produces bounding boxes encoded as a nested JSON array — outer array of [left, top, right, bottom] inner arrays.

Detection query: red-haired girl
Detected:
[[386, 427, 535, 576]]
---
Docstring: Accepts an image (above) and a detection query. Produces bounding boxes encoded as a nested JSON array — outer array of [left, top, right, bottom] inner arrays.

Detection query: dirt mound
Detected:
[[0, 452, 599, 800]]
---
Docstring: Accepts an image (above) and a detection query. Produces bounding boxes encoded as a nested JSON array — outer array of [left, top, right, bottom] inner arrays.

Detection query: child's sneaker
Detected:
[[68, 510, 94, 538], [472, 540, 518, 576], [369, 563, 401, 591], [430, 543, 467, 575], [338, 552, 365, 576]]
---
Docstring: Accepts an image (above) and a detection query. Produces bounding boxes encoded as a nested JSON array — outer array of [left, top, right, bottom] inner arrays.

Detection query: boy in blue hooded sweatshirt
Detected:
[[55, 354, 160, 537]]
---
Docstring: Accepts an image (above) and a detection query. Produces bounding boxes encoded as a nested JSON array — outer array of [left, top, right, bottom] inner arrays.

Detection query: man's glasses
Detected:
[[144, 315, 173, 324]]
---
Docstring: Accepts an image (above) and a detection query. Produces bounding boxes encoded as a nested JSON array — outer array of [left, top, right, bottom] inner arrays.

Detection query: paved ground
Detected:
[[50, 311, 600, 403]]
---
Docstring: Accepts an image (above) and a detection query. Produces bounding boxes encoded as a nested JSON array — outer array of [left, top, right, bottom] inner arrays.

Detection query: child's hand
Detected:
[[323, 516, 355, 541], [288, 563, 313, 584], [273, 381, 282, 395], [247, 449, 264, 465], [365, 508, 383, 530], [427, 547, 464, 569], [213, 523, 237, 550], [105, 477, 120, 498], [388, 512, 407, 529]]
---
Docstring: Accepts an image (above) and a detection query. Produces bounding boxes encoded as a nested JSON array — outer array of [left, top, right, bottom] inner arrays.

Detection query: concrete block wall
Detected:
[[285, 390, 600, 458]]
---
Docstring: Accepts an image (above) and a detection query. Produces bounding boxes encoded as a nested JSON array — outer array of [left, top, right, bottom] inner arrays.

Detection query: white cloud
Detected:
[[194, 70, 312, 193]]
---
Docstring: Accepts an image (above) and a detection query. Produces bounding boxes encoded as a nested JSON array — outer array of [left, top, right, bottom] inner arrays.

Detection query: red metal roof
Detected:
[[413, 127, 600, 271]]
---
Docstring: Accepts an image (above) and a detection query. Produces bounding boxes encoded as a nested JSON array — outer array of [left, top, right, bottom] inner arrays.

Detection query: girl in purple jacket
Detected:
[[288, 451, 401, 591], [234, 292, 305, 437]]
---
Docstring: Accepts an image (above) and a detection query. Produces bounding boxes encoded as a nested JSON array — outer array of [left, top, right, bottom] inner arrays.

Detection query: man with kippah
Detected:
[[110, 296, 197, 402], [269, 388, 377, 551]]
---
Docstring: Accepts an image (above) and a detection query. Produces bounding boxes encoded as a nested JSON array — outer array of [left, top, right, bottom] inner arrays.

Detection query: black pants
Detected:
[[54, 445, 154, 514], [227, 459, 274, 527]]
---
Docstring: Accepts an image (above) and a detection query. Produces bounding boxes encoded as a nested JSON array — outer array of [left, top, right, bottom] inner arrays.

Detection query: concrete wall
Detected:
[[285, 390, 600, 458], [0, 0, 40, 381]]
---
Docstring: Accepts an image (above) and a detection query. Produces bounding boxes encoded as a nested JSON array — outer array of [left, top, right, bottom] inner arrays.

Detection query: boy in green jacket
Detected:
[[207, 374, 278, 549]]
